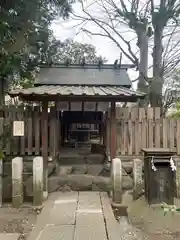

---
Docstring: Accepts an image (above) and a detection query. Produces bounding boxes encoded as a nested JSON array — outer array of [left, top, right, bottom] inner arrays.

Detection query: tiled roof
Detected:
[[9, 85, 145, 100], [35, 65, 133, 87]]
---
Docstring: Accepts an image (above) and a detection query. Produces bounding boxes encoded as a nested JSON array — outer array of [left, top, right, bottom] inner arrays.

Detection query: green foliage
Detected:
[[161, 202, 180, 216], [0, 0, 106, 94], [39, 38, 107, 64], [0, 121, 11, 160], [0, 0, 74, 102], [171, 112, 180, 118], [168, 102, 180, 118]]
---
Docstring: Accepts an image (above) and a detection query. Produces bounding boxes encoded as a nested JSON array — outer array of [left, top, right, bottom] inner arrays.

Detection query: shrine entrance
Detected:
[[61, 111, 104, 147]]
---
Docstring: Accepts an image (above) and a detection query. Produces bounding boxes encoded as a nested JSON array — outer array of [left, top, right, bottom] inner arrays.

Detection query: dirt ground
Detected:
[[0, 204, 38, 239], [127, 196, 180, 240]]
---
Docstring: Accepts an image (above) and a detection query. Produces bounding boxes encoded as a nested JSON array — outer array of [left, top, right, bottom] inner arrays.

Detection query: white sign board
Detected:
[[13, 121, 24, 136]]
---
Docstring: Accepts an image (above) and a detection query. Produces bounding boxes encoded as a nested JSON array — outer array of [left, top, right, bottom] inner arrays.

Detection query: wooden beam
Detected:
[[110, 102, 116, 160], [103, 112, 107, 147], [17, 95, 143, 103], [41, 100, 48, 199]]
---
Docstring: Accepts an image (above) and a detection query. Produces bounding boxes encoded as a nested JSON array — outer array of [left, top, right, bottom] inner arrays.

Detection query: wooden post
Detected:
[[110, 102, 116, 160], [111, 158, 122, 204], [12, 157, 23, 208], [33, 157, 43, 206], [102, 112, 107, 147], [133, 159, 143, 200], [42, 100, 48, 199], [174, 158, 180, 198]]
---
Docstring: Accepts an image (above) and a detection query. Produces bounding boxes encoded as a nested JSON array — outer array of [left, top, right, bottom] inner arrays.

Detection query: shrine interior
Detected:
[[60, 110, 104, 148]]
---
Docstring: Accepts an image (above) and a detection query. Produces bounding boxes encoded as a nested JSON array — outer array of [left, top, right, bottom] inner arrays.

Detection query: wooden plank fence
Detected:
[[107, 107, 180, 156], [0, 106, 61, 156], [0, 106, 180, 157]]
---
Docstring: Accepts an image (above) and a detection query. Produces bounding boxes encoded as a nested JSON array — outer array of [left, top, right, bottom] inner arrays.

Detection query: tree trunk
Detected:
[[150, 27, 164, 107], [137, 31, 149, 106]]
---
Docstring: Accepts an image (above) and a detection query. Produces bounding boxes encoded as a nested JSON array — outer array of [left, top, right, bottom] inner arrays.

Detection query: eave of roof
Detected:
[[8, 85, 146, 102], [40, 63, 136, 69]]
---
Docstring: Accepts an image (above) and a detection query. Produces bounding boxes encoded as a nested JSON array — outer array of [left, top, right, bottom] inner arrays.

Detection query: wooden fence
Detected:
[[0, 106, 60, 156], [0, 106, 180, 157], [107, 107, 180, 156]]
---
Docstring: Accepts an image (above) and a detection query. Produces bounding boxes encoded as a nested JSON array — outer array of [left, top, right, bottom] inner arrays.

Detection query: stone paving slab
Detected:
[[77, 192, 101, 210], [47, 192, 78, 225], [100, 192, 121, 240], [36, 224, 74, 240], [27, 191, 121, 240], [74, 192, 107, 240], [74, 211, 107, 240], [0, 233, 20, 240]]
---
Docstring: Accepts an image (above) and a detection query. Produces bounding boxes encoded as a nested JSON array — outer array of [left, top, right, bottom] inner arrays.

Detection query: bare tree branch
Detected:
[[70, 0, 180, 107], [72, 1, 139, 65]]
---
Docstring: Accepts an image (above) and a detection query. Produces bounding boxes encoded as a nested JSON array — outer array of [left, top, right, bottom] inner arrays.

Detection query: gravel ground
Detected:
[[0, 204, 38, 239], [114, 196, 180, 240]]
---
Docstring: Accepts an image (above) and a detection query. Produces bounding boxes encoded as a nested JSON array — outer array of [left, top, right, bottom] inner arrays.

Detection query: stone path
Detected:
[[27, 191, 121, 240]]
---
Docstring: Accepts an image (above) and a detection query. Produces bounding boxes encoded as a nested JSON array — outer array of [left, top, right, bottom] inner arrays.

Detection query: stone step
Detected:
[[58, 153, 105, 165]]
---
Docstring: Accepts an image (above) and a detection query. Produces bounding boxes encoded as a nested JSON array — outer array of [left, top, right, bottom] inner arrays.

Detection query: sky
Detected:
[[51, 1, 141, 87]]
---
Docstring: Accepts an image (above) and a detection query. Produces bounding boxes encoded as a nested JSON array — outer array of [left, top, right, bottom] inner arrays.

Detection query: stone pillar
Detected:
[[0, 159, 2, 207], [111, 158, 122, 204], [12, 157, 23, 208], [133, 159, 143, 200], [174, 158, 180, 198], [33, 157, 43, 206]]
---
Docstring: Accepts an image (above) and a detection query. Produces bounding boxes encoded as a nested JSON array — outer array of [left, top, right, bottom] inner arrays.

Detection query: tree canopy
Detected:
[[39, 38, 107, 64], [0, 0, 73, 104]]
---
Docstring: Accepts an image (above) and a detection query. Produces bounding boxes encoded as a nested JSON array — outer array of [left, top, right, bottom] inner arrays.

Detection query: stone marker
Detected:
[[12, 157, 23, 208], [33, 157, 43, 206], [0, 159, 2, 207], [133, 158, 143, 200], [111, 158, 122, 204], [174, 157, 180, 198]]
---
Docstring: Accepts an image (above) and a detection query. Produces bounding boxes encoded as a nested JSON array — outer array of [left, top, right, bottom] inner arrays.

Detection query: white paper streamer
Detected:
[[151, 156, 157, 171], [170, 157, 176, 171]]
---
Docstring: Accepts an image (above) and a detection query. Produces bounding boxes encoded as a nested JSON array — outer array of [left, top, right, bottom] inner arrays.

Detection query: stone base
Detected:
[[48, 175, 112, 193], [2, 157, 137, 202]]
